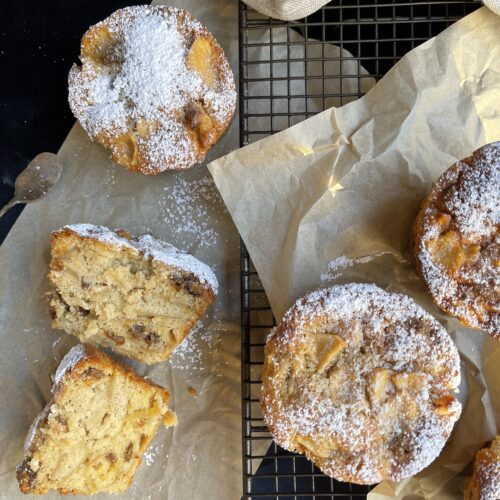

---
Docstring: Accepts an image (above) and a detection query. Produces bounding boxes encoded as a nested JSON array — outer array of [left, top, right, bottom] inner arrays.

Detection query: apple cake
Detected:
[[48, 224, 218, 364], [413, 142, 499, 338], [16, 344, 177, 495], [464, 436, 499, 500], [261, 283, 462, 484], [68, 5, 236, 174]]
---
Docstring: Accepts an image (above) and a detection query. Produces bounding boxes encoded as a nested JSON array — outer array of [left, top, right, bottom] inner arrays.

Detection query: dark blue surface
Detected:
[[0, 1, 137, 244]]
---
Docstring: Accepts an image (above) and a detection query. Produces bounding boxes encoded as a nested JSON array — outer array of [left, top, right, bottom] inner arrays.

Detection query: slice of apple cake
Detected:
[[17, 344, 176, 495], [48, 224, 218, 364]]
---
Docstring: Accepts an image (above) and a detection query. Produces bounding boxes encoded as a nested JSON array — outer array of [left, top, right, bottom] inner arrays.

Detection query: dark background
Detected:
[[0, 1, 137, 244]]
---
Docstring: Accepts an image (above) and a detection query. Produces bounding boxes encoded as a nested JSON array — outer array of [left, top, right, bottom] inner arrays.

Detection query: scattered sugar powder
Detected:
[[169, 320, 221, 372], [68, 6, 236, 171], [444, 146, 500, 240], [142, 441, 164, 466], [473, 442, 500, 499], [320, 256, 354, 281], [159, 175, 225, 249], [320, 252, 403, 282]]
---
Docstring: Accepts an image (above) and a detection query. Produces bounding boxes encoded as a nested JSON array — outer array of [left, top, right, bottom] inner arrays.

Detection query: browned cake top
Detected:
[[413, 142, 499, 338], [466, 437, 500, 500], [59, 223, 218, 293], [261, 284, 461, 484], [68, 5, 236, 173]]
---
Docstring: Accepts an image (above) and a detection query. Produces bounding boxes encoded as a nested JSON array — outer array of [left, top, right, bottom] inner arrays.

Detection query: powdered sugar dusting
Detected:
[[26, 344, 89, 453], [159, 175, 225, 249], [169, 320, 222, 372], [472, 438, 500, 499], [416, 142, 499, 337], [68, 5, 236, 172], [61, 223, 218, 294], [320, 253, 393, 282], [142, 441, 166, 467], [262, 284, 461, 483], [320, 256, 354, 281], [53, 344, 87, 388], [445, 149, 499, 240]]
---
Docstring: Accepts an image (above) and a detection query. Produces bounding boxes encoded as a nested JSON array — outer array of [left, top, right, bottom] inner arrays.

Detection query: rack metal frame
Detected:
[[238, 1, 481, 498]]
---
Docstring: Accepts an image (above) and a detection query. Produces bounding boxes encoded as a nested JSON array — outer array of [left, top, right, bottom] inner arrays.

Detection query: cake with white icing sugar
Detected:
[[48, 224, 218, 364], [68, 5, 236, 174], [413, 142, 499, 338], [261, 284, 461, 484]]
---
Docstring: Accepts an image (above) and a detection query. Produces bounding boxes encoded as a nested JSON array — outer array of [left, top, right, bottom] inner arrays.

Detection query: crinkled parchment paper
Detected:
[[209, 7, 500, 499], [0, 1, 241, 499]]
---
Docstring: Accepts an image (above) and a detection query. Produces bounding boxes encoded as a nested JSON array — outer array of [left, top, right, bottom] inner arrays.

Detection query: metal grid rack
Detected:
[[239, 1, 481, 498]]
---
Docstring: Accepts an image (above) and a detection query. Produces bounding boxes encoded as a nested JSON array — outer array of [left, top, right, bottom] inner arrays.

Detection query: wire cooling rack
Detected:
[[239, 1, 481, 498]]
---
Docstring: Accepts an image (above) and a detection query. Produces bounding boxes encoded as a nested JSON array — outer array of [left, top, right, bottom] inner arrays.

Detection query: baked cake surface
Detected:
[[16, 344, 176, 495], [48, 224, 218, 364], [413, 142, 499, 338], [68, 5, 236, 174], [464, 436, 500, 500], [261, 283, 461, 484]]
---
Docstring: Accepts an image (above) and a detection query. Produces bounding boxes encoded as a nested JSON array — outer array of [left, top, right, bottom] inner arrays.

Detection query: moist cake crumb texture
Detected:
[[16, 345, 176, 495], [48, 224, 218, 364]]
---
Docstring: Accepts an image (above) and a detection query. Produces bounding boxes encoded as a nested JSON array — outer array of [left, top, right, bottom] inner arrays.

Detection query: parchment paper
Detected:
[[209, 7, 500, 499], [0, 1, 241, 499]]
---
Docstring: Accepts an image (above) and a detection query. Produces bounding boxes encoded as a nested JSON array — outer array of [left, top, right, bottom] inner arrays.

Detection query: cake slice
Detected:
[[48, 224, 218, 364], [16, 344, 177, 495]]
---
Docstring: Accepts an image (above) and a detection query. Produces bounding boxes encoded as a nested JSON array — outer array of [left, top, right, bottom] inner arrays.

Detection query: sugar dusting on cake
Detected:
[[68, 5, 236, 172], [61, 223, 218, 294], [53, 343, 88, 388], [416, 141, 500, 337], [445, 147, 499, 240], [262, 284, 462, 484], [24, 345, 89, 454], [472, 439, 500, 499]]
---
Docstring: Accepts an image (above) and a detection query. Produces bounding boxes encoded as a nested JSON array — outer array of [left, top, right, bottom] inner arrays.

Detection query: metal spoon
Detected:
[[0, 152, 63, 219]]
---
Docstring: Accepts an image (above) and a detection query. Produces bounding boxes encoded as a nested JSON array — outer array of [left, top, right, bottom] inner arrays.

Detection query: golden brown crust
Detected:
[[49, 226, 216, 304], [464, 437, 500, 500], [68, 6, 236, 174], [412, 142, 499, 338], [47, 224, 217, 364], [16, 345, 175, 495], [55, 345, 170, 403], [261, 284, 461, 485]]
